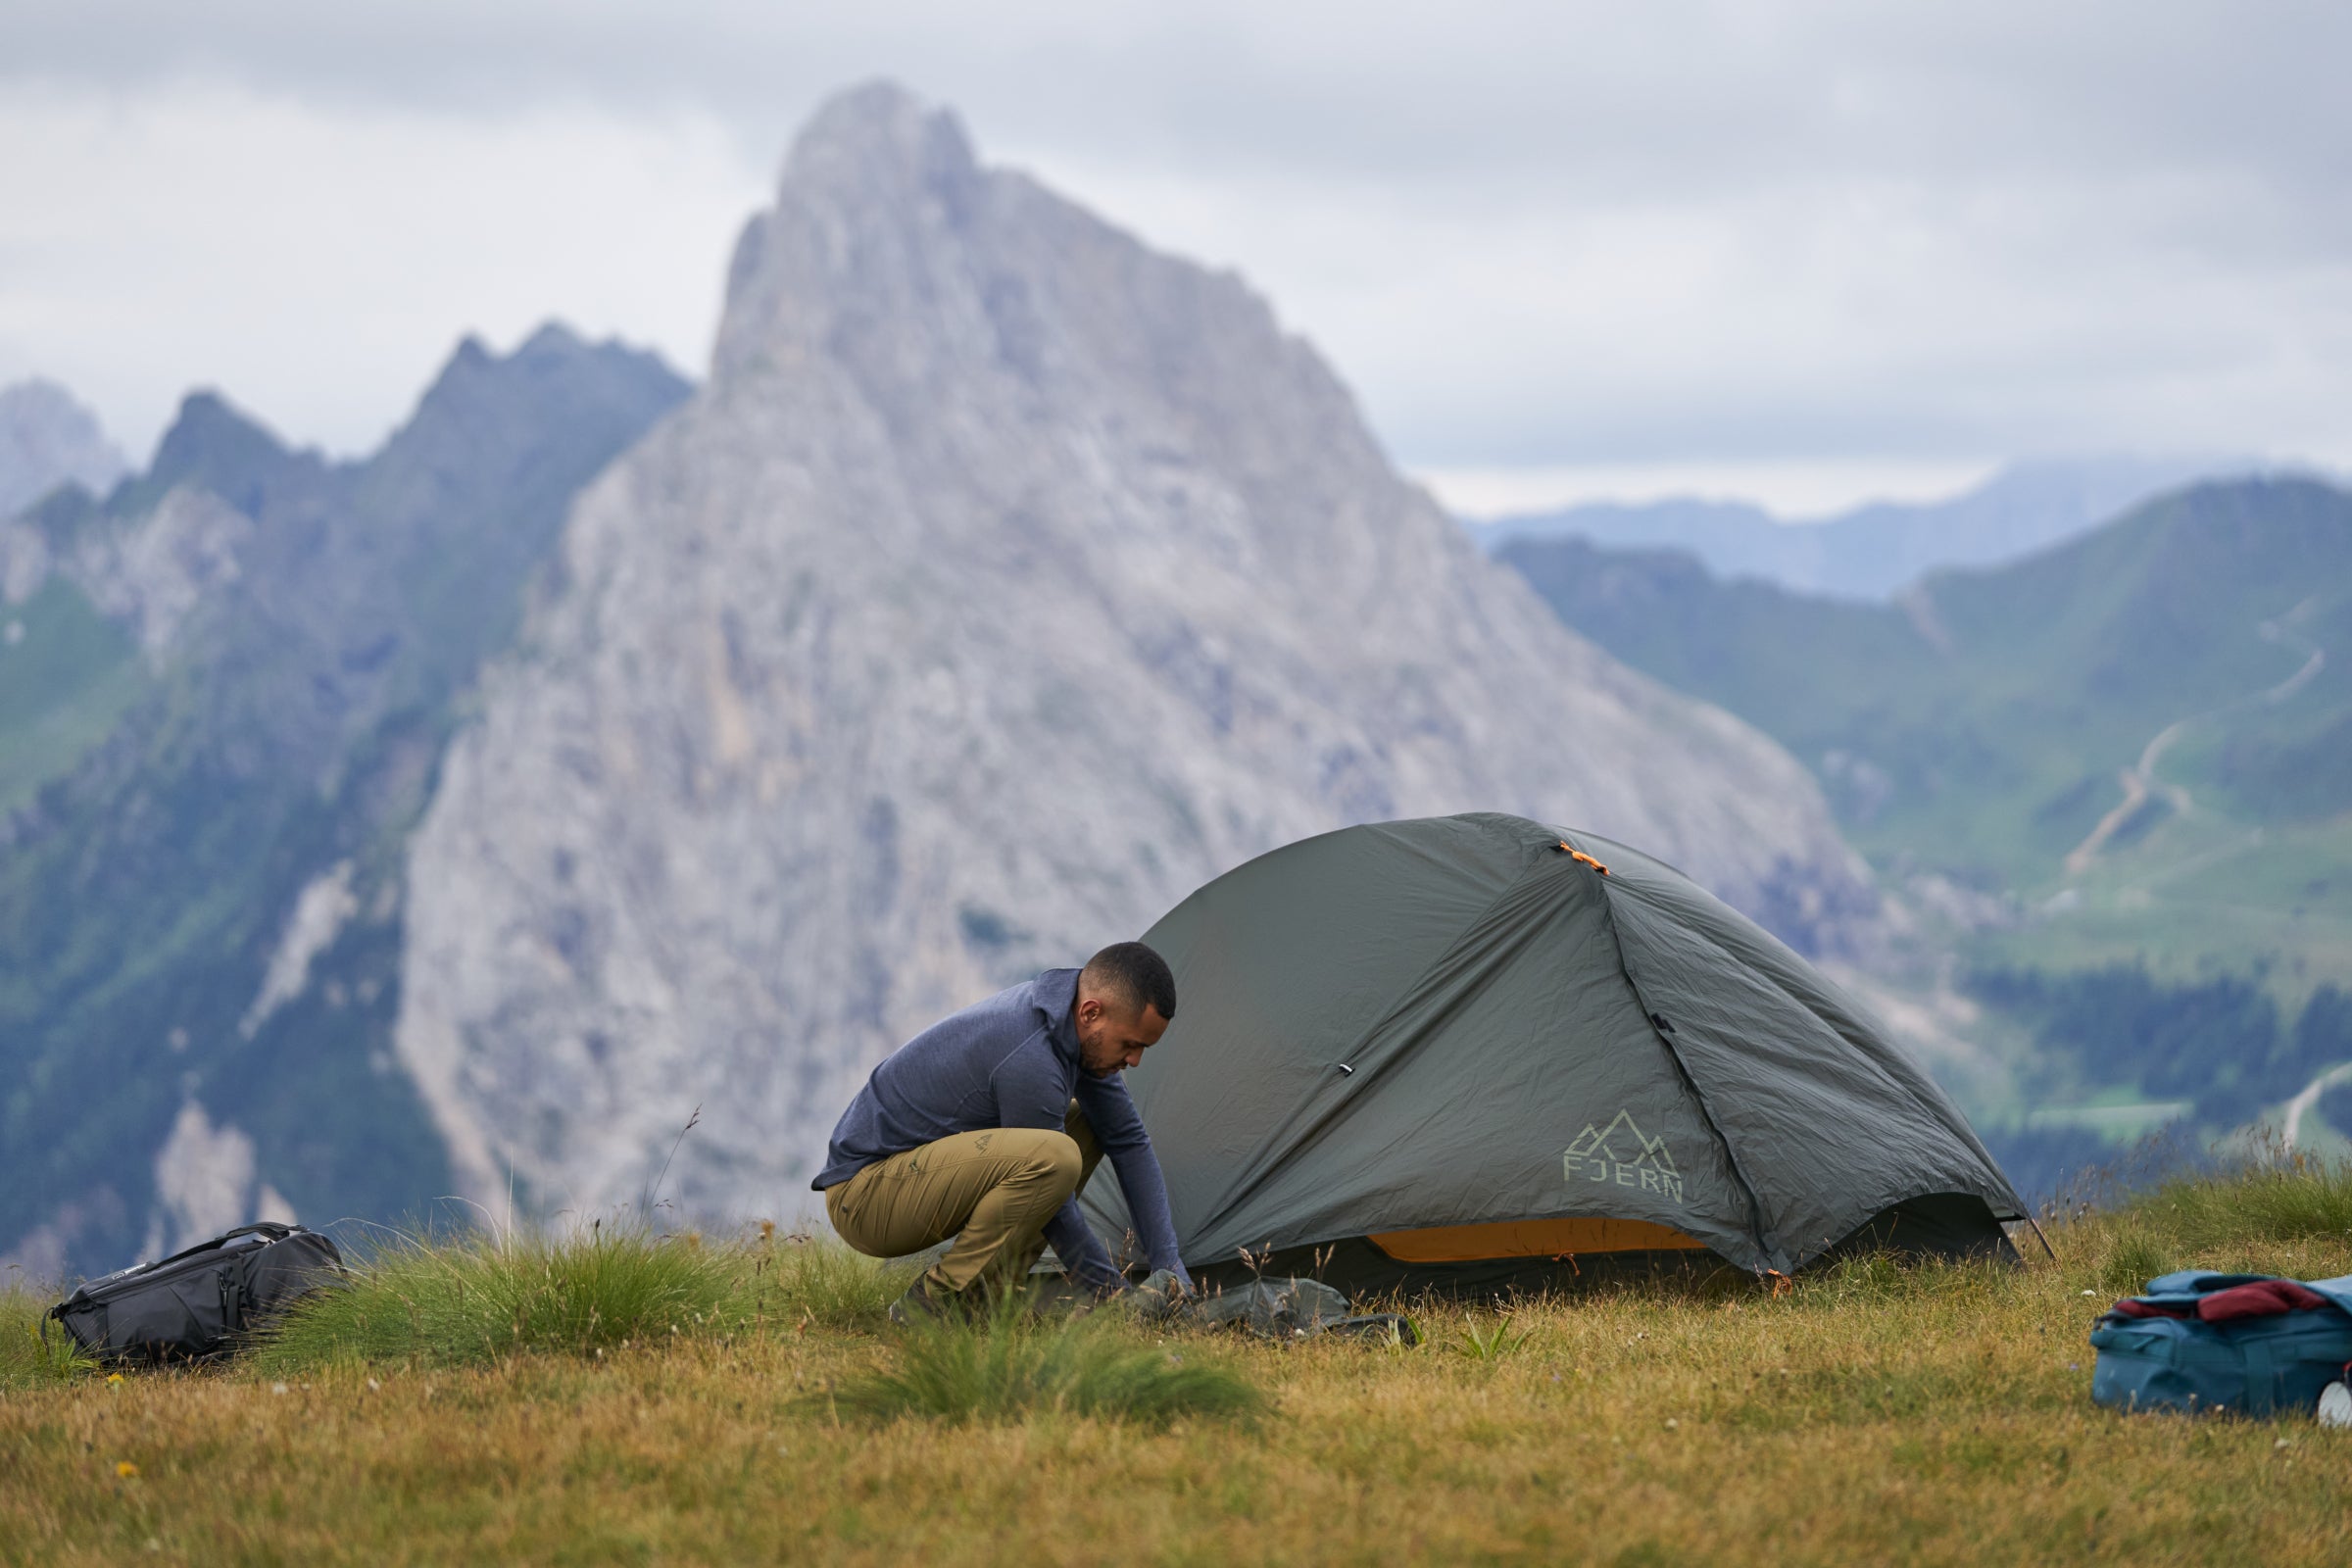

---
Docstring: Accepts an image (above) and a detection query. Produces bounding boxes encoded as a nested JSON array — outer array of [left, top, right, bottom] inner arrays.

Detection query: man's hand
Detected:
[[1124, 1267, 1192, 1323]]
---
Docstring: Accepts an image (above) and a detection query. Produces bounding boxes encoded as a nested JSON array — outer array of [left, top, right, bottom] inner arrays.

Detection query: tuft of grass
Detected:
[[0, 1287, 100, 1390], [833, 1295, 1263, 1427], [252, 1225, 734, 1372], [2126, 1150, 2352, 1253], [2089, 1222, 2177, 1295], [754, 1226, 909, 1328], [1449, 1312, 1533, 1362], [1811, 1251, 1912, 1302], [253, 1222, 892, 1373], [1792, 1252, 2015, 1311]]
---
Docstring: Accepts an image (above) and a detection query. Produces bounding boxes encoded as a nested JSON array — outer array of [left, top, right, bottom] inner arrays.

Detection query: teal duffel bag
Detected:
[[2089, 1270, 2352, 1417]]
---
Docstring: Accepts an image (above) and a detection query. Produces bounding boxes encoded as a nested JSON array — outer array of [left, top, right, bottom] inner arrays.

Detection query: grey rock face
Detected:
[[0, 378, 128, 520], [69, 486, 255, 660], [398, 83, 1879, 1222]]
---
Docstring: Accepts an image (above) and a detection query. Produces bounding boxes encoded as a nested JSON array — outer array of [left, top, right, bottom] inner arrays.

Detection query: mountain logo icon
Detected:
[[1563, 1109, 1686, 1204]]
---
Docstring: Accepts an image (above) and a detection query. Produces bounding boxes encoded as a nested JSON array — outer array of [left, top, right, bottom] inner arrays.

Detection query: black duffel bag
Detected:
[[44, 1221, 347, 1365]]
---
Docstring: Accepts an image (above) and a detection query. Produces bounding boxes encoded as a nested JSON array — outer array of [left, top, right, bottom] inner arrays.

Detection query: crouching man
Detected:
[[812, 942, 1195, 1323]]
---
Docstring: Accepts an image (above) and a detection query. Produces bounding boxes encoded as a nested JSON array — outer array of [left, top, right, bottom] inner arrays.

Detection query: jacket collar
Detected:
[[1036, 967, 1083, 1064]]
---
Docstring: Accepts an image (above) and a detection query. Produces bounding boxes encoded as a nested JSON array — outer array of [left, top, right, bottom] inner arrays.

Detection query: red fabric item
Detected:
[[2111, 1298, 2191, 1319], [2196, 1279, 2330, 1323]]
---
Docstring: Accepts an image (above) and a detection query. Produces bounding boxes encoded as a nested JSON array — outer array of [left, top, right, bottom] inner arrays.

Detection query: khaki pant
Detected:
[[824, 1102, 1103, 1298]]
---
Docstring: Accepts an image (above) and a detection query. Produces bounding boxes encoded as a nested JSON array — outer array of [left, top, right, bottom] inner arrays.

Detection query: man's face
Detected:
[[1075, 992, 1169, 1078]]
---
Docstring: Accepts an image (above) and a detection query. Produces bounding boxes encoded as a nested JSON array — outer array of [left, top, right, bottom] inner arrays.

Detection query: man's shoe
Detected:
[[888, 1278, 965, 1327]]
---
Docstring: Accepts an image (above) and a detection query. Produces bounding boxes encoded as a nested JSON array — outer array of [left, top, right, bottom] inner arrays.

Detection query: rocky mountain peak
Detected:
[[715, 83, 985, 384], [393, 324, 689, 471], [144, 391, 314, 522], [782, 79, 976, 205], [713, 81, 1392, 610], [397, 87, 1884, 1223]]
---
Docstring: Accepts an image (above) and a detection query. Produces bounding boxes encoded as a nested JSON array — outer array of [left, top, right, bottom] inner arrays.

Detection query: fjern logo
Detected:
[[1563, 1110, 1685, 1205]]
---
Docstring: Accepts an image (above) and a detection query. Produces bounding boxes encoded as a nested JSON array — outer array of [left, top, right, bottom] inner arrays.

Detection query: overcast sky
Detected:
[[3, 1, 2347, 515]]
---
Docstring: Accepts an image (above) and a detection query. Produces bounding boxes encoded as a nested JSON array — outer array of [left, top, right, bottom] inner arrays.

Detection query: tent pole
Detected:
[[2023, 1213, 2057, 1262]]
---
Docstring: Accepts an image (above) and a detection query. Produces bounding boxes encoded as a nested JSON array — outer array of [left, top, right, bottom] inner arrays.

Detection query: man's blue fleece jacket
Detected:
[[812, 967, 1190, 1292]]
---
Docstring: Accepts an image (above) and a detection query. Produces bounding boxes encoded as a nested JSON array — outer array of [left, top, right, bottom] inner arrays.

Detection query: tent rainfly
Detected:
[[1082, 813, 2031, 1295]]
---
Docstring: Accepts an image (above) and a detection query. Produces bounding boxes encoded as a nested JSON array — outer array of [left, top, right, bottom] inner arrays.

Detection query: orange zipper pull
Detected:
[[1556, 842, 1609, 875]]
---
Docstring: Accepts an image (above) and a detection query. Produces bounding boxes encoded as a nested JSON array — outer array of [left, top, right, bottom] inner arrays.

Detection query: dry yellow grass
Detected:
[[7, 1190, 2352, 1566]]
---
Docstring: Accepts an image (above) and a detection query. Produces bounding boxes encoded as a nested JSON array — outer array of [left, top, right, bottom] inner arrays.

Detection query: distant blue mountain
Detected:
[[0, 378, 127, 518], [1469, 455, 2267, 599]]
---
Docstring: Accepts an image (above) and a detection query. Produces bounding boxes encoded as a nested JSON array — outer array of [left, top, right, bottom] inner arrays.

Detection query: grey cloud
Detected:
[[3, 1, 2348, 477], [9, 2, 2347, 194]]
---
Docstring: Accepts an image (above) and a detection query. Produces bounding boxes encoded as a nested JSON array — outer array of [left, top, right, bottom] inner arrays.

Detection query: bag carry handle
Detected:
[[142, 1222, 299, 1275], [57, 1222, 302, 1306]]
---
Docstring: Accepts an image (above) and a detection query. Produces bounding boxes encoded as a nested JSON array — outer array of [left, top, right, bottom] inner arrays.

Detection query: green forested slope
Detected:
[[0, 574, 143, 810]]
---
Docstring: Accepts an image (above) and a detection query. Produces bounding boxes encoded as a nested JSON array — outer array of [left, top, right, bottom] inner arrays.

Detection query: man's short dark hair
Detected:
[[1083, 941, 1176, 1021]]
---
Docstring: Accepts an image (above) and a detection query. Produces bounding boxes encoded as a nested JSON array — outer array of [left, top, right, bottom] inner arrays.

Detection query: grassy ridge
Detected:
[[8, 1169, 2352, 1563], [1500, 478, 2352, 899]]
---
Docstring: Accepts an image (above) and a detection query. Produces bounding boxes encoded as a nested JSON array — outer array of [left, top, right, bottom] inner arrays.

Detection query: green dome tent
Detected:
[[1082, 812, 2031, 1295]]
